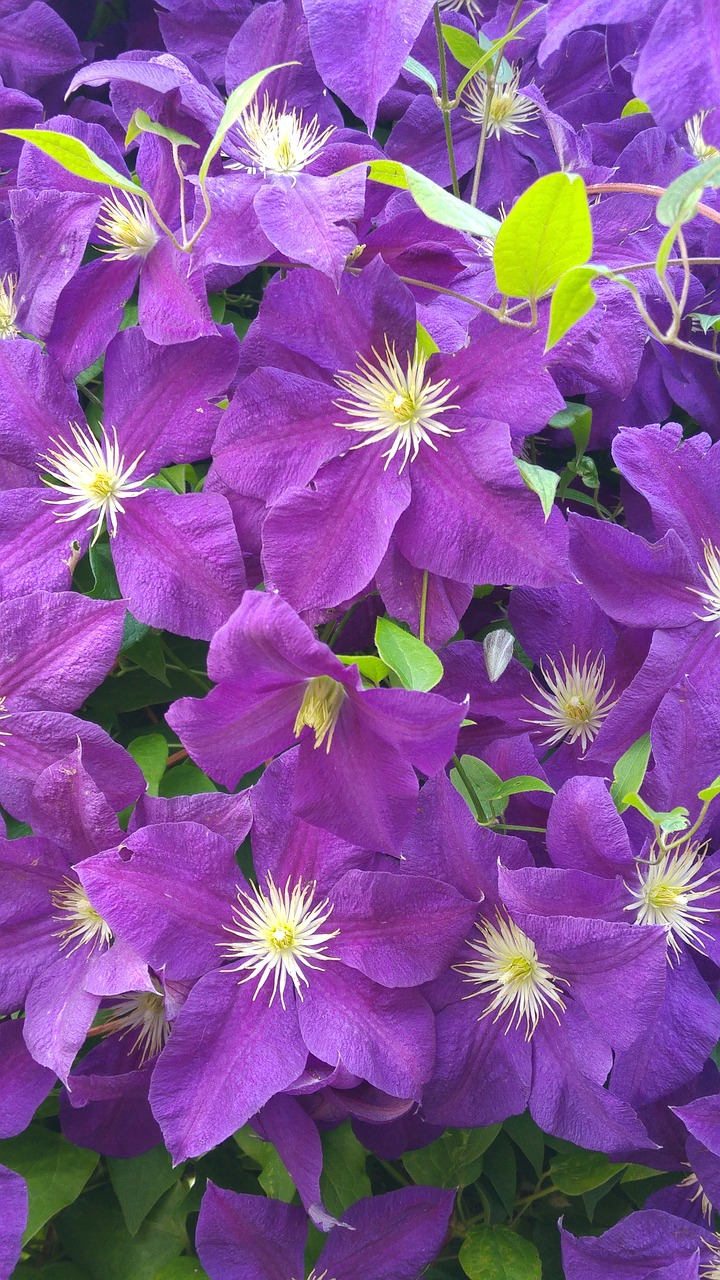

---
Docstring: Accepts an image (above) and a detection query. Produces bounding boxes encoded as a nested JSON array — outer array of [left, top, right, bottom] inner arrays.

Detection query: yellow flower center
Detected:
[[293, 675, 346, 753]]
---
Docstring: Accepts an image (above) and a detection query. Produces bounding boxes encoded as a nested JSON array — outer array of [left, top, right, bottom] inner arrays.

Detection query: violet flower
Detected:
[[0, 1165, 26, 1280], [0, 326, 245, 639], [77, 751, 476, 1160], [167, 589, 465, 853], [560, 1207, 705, 1280], [195, 1182, 455, 1280]]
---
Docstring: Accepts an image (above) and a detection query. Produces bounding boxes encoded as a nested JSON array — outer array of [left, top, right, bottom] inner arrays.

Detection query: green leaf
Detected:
[[125, 109, 198, 151], [550, 1150, 625, 1195], [366, 159, 500, 239], [503, 1113, 545, 1179], [159, 759, 217, 798], [515, 458, 559, 520], [699, 773, 720, 802], [199, 63, 298, 181], [546, 264, 602, 348], [494, 774, 555, 800], [0, 1126, 98, 1243], [494, 172, 593, 302], [2, 128, 145, 196], [234, 1126, 295, 1202], [621, 97, 650, 117], [88, 540, 121, 600], [441, 23, 483, 69], [548, 401, 592, 460], [416, 319, 440, 357], [403, 1125, 500, 1189], [375, 616, 443, 691], [621, 792, 689, 833], [610, 733, 652, 812], [319, 1122, 371, 1218], [403, 55, 438, 93], [128, 734, 169, 797], [14, 1267, 90, 1280], [59, 1184, 188, 1280], [336, 654, 390, 685], [483, 1132, 517, 1216], [124, 628, 168, 684], [689, 311, 720, 335], [108, 1147, 182, 1236], [656, 154, 720, 228], [459, 1225, 541, 1280]]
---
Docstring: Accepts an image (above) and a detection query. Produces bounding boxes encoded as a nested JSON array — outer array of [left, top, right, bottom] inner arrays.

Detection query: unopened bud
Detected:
[[484, 628, 514, 683]]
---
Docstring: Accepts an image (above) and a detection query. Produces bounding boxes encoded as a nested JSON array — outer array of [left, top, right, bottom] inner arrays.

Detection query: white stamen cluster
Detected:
[[685, 112, 719, 162], [51, 878, 113, 956], [95, 990, 170, 1064], [334, 339, 461, 472], [438, 0, 484, 19], [701, 1236, 720, 1280], [679, 1169, 713, 1224], [230, 95, 334, 176], [97, 191, 159, 262], [40, 423, 147, 542], [221, 875, 339, 1008], [626, 840, 720, 960], [0, 273, 19, 339], [692, 541, 720, 632], [524, 650, 617, 751], [293, 675, 346, 753], [456, 914, 567, 1040], [462, 67, 539, 139]]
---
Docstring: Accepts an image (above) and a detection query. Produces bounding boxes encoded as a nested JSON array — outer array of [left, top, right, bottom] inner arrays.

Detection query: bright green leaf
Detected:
[[234, 1126, 295, 1202], [375, 616, 443, 691], [442, 23, 483, 69], [550, 1150, 625, 1195], [403, 1126, 500, 1189], [689, 311, 720, 334], [159, 759, 217, 798], [128, 734, 169, 797], [459, 1225, 541, 1280], [494, 172, 593, 302], [656, 154, 720, 228], [621, 97, 650, 116], [0, 1126, 98, 1243], [2, 128, 144, 196], [319, 1122, 371, 1218], [699, 773, 720, 802], [336, 654, 390, 684], [515, 458, 559, 520], [108, 1147, 182, 1236], [494, 774, 555, 800], [610, 733, 652, 812], [367, 159, 500, 238], [403, 55, 438, 93], [416, 320, 440, 357], [546, 264, 601, 348], [125, 109, 198, 150], [199, 63, 298, 181], [621, 792, 689, 833]]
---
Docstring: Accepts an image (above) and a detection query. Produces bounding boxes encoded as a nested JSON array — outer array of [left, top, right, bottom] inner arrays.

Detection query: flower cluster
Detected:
[[0, 1, 719, 1278]]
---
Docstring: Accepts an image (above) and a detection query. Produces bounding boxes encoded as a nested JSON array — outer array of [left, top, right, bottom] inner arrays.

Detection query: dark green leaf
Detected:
[[59, 1183, 187, 1280], [320, 1122, 371, 1218], [0, 1126, 98, 1242], [483, 1132, 517, 1216], [503, 1114, 545, 1179], [549, 1150, 625, 1195], [403, 1126, 500, 1189], [107, 1146, 182, 1236], [160, 760, 217, 797]]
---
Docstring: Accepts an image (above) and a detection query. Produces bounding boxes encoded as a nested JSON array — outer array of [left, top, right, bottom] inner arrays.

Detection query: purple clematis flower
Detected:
[[195, 1182, 455, 1280], [545, 775, 720, 1108], [560, 1207, 705, 1280], [405, 774, 666, 1155], [0, 744, 147, 1080], [0, 591, 141, 818], [0, 1164, 26, 1280], [0, 2, 82, 101], [77, 751, 476, 1161], [17, 115, 216, 360], [167, 589, 465, 853], [212, 255, 569, 613], [570, 424, 720, 759], [0, 326, 245, 639]]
